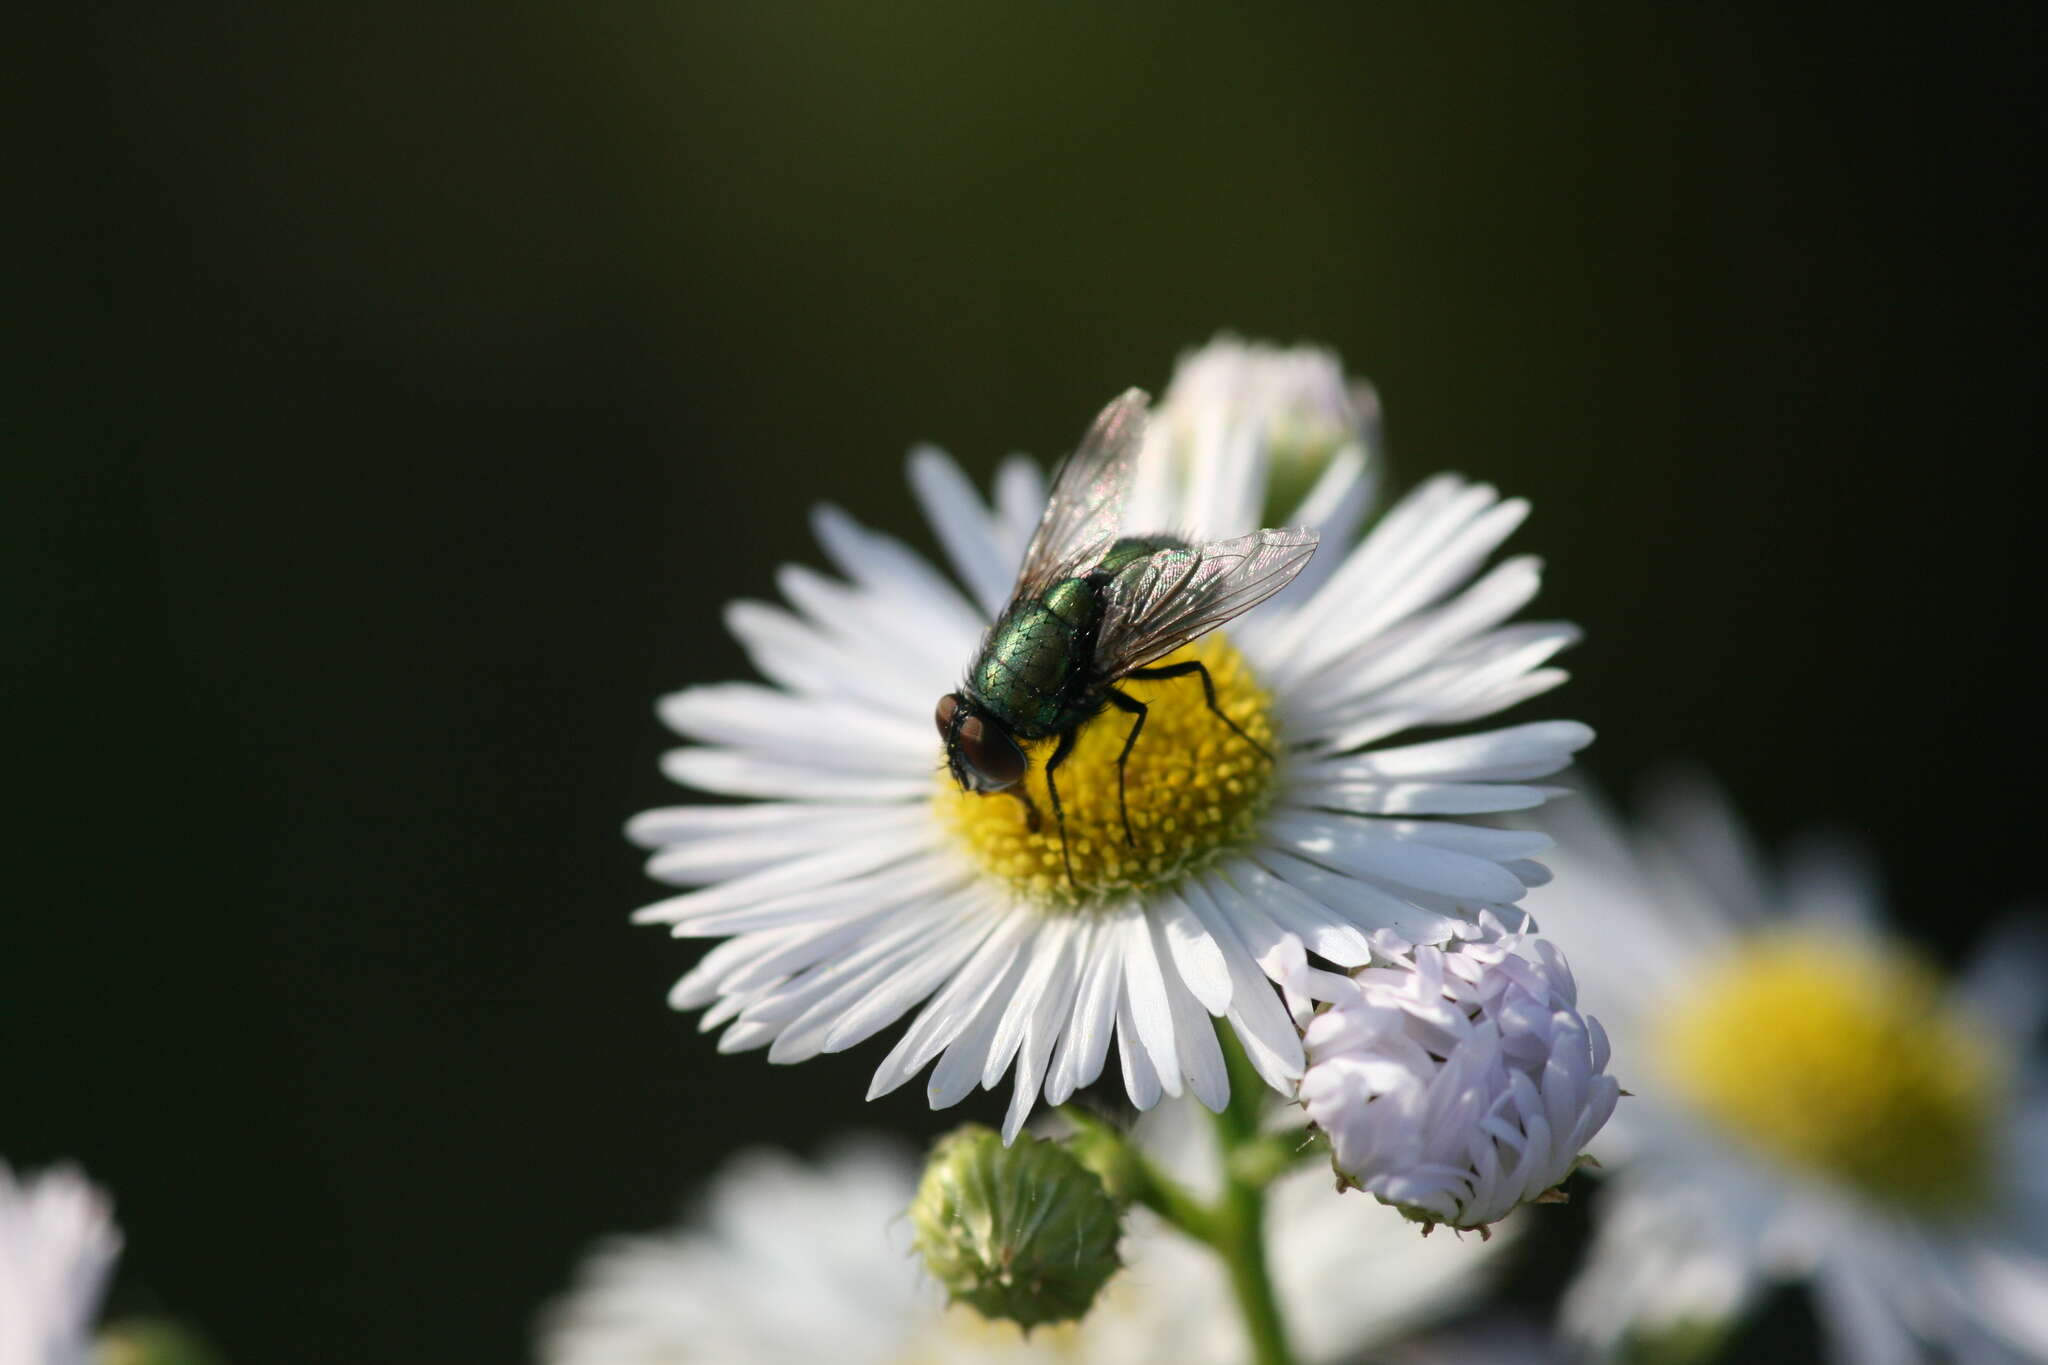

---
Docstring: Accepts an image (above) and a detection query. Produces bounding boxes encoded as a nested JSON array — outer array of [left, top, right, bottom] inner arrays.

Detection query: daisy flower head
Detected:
[[1523, 779, 2048, 1363], [1293, 917, 1619, 1235], [631, 337, 1592, 1139], [1151, 333, 1382, 527], [539, 1106, 1511, 1365], [0, 1160, 121, 1365]]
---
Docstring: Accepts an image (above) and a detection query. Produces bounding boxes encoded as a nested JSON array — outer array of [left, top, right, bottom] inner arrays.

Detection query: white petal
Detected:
[[641, 805, 928, 887], [1155, 890, 1234, 1014], [816, 914, 998, 1054], [980, 918, 1081, 1088], [867, 907, 1034, 1098], [1046, 920, 1124, 1106], [657, 684, 931, 774], [1292, 554, 1543, 710], [1296, 721, 1594, 784], [926, 987, 1017, 1110], [1214, 858, 1373, 967], [992, 457, 1044, 561], [633, 832, 932, 928], [723, 599, 906, 715], [810, 504, 986, 648], [1159, 942, 1230, 1113], [1282, 777, 1561, 818], [775, 563, 959, 690], [660, 747, 932, 803], [1004, 929, 1086, 1141], [767, 919, 989, 1063], [1119, 907, 1185, 1098], [1269, 809, 1529, 905], [1181, 879, 1304, 1087], [1115, 990, 1165, 1110], [907, 445, 1013, 618], [1252, 847, 1469, 947], [1263, 478, 1522, 687]]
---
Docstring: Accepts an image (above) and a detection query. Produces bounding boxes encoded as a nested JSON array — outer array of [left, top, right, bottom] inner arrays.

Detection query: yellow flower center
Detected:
[[1656, 934, 2004, 1211], [938, 635, 1277, 911]]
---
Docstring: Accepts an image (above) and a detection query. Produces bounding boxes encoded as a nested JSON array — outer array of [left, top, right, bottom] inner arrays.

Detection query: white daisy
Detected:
[[1524, 779, 2048, 1363], [0, 1160, 121, 1365], [632, 338, 1592, 1140], [1294, 918, 1619, 1234], [1152, 333, 1382, 529], [538, 1107, 1511, 1365]]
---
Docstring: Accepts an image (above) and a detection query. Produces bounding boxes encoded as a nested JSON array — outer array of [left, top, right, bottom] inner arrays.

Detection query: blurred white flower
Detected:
[[1295, 919, 1618, 1234], [632, 343, 1587, 1139], [1149, 333, 1382, 532], [1526, 779, 2048, 1363], [539, 1106, 1511, 1365], [0, 1161, 120, 1365]]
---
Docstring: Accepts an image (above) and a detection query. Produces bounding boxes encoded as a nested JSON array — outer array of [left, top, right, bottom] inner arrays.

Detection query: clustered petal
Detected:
[[1297, 919, 1619, 1233]]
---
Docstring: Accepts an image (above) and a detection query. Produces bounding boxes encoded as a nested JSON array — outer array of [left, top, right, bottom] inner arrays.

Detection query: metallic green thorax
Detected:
[[967, 535, 1185, 739]]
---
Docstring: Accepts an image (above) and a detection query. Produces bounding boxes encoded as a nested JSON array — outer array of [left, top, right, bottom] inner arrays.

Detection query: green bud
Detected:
[[909, 1125, 1123, 1330], [97, 1319, 224, 1365], [1061, 1121, 1141, 1206]]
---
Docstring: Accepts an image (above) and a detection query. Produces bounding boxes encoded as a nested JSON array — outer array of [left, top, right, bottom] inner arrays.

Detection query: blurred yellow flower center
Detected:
[[1657, 934, 2003, 1211], [938, 636, 1276, 911]]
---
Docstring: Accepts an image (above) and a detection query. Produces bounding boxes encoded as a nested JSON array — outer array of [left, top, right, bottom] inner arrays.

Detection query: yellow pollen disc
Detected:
[[938, 635, 1277, 912], [1656, 933, 2005, 1211]]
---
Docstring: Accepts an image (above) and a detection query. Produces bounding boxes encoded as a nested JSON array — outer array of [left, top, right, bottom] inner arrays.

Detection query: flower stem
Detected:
[[1209, 1027, 1298, 1365], [1056, 1032, 1301, 1365]]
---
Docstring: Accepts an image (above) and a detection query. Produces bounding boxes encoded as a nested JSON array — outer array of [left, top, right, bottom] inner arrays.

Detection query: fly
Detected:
[[935, 388, 1319, 887]]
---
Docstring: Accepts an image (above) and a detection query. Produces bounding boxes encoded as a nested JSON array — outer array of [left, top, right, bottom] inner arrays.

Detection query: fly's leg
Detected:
[[1125, 660, 1271, 760], [1042, 727, 1081, 888], [1103, 688, 1148, 847], [1008, 787, 1043, 833]]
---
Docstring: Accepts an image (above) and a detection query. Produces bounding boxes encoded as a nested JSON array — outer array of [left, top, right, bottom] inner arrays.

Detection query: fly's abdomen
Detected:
[[969, 580, 1099, 738]]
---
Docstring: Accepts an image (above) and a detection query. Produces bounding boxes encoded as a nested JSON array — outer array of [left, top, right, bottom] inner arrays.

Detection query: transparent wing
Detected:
[[1092, 528, 1320, 677], [1011, 388, 1150, 600]]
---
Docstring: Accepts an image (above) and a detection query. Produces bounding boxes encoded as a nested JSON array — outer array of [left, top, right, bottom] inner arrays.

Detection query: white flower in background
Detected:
[[1, 1161, 121, 1365], [538, 1108, 1511, 1365], [633, 337, 1589, 1139], [1295, 918, 1619, 1234], [1525, 780, 2048, 1363], [1151, 333, 1382, 529]]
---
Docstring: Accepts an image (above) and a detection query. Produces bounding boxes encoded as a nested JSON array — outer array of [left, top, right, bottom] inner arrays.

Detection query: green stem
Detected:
[[1061, 1105, 1215, 1240], [1208, 1028, 1298, 1365], [1056, 1031, 1301, 1365]]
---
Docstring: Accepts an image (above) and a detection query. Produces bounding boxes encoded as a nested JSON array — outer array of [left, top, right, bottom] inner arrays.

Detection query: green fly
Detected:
[[935, 388, 1319, 886]]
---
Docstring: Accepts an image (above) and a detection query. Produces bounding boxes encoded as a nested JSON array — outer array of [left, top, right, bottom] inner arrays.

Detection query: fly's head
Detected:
[[936, 692, 1027, 794]]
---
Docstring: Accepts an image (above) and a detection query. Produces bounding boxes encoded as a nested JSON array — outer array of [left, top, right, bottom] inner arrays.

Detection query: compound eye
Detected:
[[958, 715, 1027, 789], [935, 693, 961, 738]]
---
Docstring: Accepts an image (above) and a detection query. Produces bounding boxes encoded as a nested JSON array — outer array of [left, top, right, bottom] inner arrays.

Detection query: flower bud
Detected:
[[1156, 334, 1381, 525], [1297, 920, 1619, 1235], [909, 1125, 1123, 1329], [1060, 1121, 1143, 1207]]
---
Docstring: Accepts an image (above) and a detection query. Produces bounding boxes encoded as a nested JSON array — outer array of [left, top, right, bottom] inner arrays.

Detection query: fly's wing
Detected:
[[1091, 528, 1319, 678], [1011, 388, 1149, 600]]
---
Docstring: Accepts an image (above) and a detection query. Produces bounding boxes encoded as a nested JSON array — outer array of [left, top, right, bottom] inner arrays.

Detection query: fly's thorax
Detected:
[[969, 584, 1102, 739], [938, 634, 1278, 911]]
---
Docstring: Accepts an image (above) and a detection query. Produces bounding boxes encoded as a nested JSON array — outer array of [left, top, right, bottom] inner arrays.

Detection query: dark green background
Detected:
[[15, 5, 2042, 1361]]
